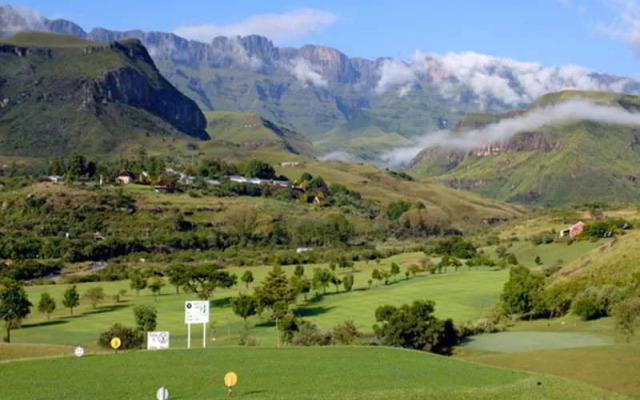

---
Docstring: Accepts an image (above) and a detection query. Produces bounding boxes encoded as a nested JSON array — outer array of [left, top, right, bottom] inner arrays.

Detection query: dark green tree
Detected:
[[343, 273, 355, 292], [232, 293, 258, 328], [0, 280, 32, 343], [133, 305, 157, 334], [373, 300, 459, 354], [390, 263, 401, 282], [254, 266, 297, 318], [148, 277, 165, 299], [294, 265, 305, 278], [241, 270, 255, 289], [62, 285, 80, 316], [182, 264, 237, 300], [500, 266, 545, 316], [129, 273, 148, 296], [37, 292, 56, 320], [166, 264, 189, 294]]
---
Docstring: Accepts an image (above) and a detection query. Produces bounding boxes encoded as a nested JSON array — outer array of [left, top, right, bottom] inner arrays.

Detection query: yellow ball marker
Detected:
[[224, 372, 238, 396], [110, 337, 122, 351]]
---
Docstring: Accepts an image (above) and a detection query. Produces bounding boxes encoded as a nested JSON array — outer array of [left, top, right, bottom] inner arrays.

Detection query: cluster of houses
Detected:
[[114, 168, 290, 192]]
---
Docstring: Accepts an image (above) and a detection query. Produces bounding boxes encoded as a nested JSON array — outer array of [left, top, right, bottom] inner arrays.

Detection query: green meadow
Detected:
[[11, 253, 508, 349], [0, 347, 626, 400]]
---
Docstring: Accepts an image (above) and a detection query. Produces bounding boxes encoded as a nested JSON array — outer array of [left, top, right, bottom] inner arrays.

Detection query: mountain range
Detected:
[[3, 5, 640, 160]]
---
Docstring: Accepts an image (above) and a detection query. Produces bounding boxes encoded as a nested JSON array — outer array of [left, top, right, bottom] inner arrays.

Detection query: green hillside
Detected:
[[204, 111, 318, 157], [553, 231, 640, 293], [0, 347, 624, 400], [0, 32, 207, 157], [410, 91, 640, 206]]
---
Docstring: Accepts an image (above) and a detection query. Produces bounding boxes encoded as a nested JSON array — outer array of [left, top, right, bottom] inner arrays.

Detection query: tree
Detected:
[[290, 276, 311, 301], [84, 286, 106, 309], [373, 300, 459, 355], [343, 273, 355, 292], [500, 266, 545, 316], [612, 297, 640, 342], [333, 320, 360, 345], [331, 274, 342, 294], [232, 294, 258, 328], [241, 270, 255, 289], [312, 268, 332, 296], [37, 293, 56, 320], [62, 285, 80, 316], [245, 160, 276, 179], [294, 265, 305, 278], [534, 256, 543, 265], [390, 263, 401, 282], [0, 280, 31, 343], [166, 264, 189, 294], [182, 264, 237, 300], [129, 273, 148, 296], [148, 277, 165, 299], [372, 269, 382, 285], [255, 266, 297, 318], [133, 305, 157, 333]]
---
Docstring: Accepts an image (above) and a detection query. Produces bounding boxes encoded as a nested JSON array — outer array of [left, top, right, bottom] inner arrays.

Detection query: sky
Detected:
[[8, 0, 640, 77]]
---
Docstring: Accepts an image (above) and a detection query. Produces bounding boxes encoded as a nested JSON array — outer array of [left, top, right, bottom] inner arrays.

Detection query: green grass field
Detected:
[[12, 254, 507, 349], [0, 347, 626, 400]]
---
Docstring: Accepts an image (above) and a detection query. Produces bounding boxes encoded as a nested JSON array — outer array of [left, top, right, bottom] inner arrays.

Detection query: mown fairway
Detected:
[[0, 347, 626, 400], [12, 254, 508, 348]]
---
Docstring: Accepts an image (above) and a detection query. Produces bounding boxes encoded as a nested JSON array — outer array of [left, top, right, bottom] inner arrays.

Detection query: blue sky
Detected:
[[10, 0, 640, 77]]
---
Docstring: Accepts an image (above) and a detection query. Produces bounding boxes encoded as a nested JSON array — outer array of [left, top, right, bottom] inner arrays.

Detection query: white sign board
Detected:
[[156, 387, 169, 400], [147, 331, 170, 350], [74, 346, 84, 358], [185, 301, 210, 324]]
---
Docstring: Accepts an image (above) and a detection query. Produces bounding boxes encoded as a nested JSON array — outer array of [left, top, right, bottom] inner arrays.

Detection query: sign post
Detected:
[[224, 372, 238, 397], [185, 301, 210, 349], [147, 332, 170, 350], [156, 387, 169, 400]]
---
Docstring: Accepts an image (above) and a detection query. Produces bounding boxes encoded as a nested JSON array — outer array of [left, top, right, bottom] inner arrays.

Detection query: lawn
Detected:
[[0, 347, 625, 400], [462, 345, 640, 398], [12, 254, 508, 349]]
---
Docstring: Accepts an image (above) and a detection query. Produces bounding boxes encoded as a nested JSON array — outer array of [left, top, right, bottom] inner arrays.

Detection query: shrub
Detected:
[[291, 321, 333, 346], [238, 333, 260, 347], [333, 320, 361, 345], [98, 324, 144, 350], [572, 288, 607, 321]]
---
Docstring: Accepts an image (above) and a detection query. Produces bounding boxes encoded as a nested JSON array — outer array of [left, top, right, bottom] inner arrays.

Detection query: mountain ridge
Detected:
[[3, 4, 640, 153]]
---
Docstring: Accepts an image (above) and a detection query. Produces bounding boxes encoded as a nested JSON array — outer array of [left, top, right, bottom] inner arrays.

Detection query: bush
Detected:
[[291, 321, 333, 346], [98, 324, 144, 350], [333, 320, 360, 345], [238, 333, 260, 347], [458, 319, 506, 337]]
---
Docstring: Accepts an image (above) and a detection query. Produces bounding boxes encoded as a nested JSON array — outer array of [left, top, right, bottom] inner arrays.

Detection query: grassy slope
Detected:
[[12, 253, 507, 348], [553, 231, 640, 292], [409, 91, 640, 206], [0, 347, 624, 400], [204, 111, 318, 157]]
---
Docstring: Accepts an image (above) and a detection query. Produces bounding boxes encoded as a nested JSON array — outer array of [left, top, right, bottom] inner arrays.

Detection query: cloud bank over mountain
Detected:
[[382, 99, 640, 165]]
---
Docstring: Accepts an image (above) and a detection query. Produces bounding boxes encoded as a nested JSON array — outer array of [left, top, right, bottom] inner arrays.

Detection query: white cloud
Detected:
[[383, 99, 640, 165], [596, 0, 640, 53], [0, 4, 47, 33], [173, 9, 337, 43], [377, 50, 634, 106], [285, 58, 327, 87], [375, 59, 417, 94], [319, 151, 358, 162]]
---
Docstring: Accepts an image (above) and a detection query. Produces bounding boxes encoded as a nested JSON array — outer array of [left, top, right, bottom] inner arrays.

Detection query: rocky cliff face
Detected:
[[0, 33, 208, 156]]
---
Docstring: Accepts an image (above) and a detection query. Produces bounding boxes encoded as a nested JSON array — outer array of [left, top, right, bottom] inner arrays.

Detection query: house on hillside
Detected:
[[560, 221, 585, 238], [117, 172, 134, 185]]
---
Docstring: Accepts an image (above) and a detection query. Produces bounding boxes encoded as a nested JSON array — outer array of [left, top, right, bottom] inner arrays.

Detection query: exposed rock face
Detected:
[[82, 42, 208, 139], [0, 34, 209, 156]]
